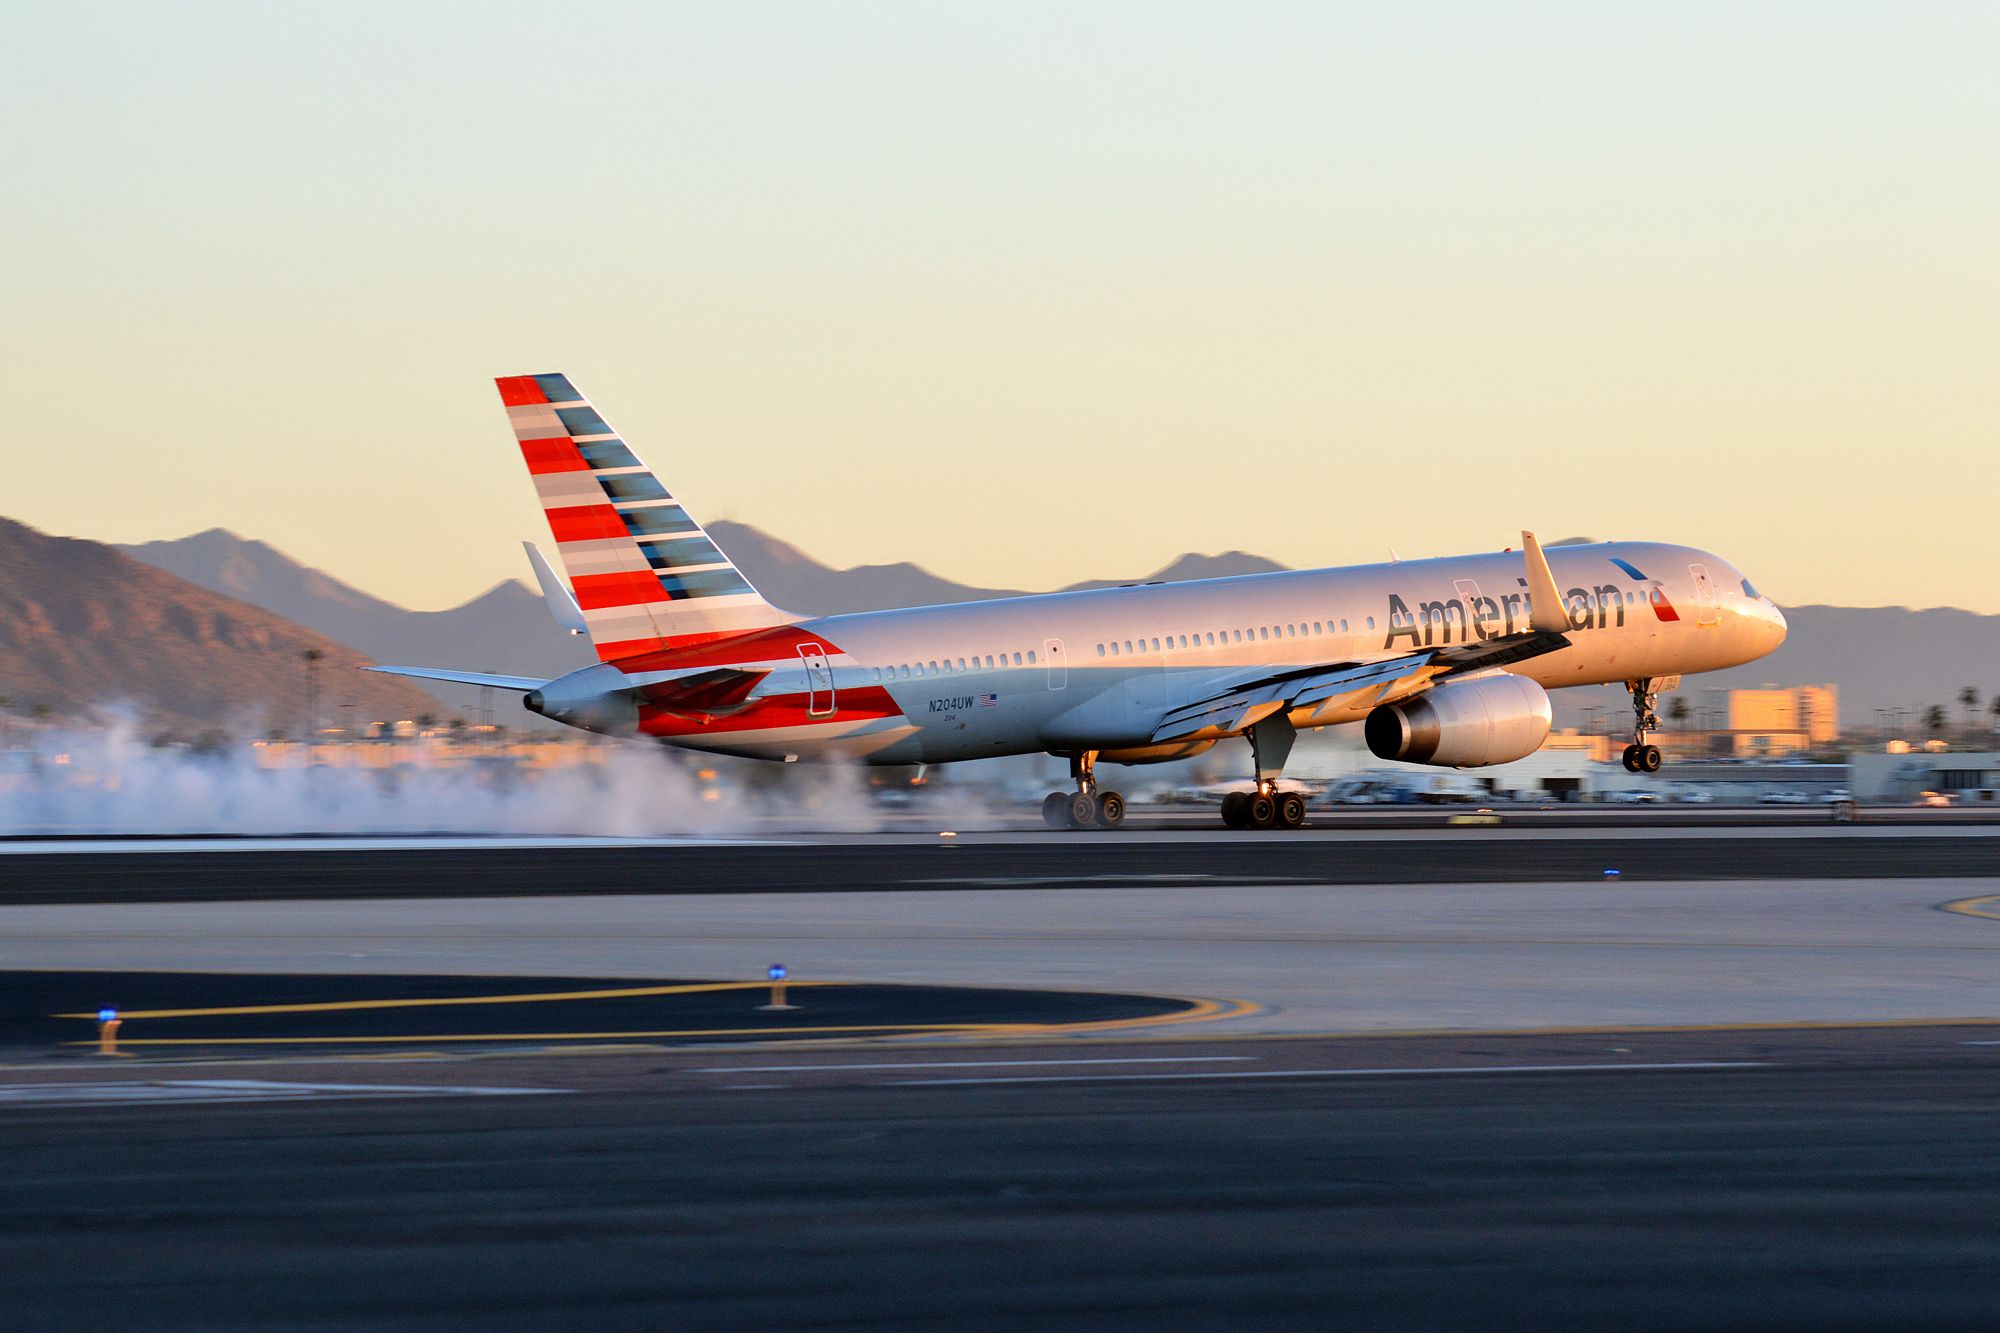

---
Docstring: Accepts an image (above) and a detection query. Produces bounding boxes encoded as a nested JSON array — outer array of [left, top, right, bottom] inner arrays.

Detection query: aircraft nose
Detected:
[[1764, 602, 1788, 650]]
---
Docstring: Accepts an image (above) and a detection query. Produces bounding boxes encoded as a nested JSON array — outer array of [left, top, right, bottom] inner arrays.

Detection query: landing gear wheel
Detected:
[[1095, 791, 1126, 829], [1220, 792, 1250, 829], [1066, 791, 1099, 828], [1247, 793, 1278, 829], [1621, 744, 1640, 773], [1041, 792, 1069, 829], [1276, 793, 1307, 828], [1636, 744, 1663, 774]]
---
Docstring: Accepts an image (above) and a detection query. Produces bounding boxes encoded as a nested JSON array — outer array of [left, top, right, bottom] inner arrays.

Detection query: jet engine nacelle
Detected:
[[1364, 673, 1552, 768]]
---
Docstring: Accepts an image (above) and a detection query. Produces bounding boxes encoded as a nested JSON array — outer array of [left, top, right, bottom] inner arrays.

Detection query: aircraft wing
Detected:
[[1147, 629, 1570, 745], [1149, 530, 1575, 744]]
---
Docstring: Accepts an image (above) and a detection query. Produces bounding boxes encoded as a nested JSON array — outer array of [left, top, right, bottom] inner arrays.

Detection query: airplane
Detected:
[[370, 373, 1788, 830]]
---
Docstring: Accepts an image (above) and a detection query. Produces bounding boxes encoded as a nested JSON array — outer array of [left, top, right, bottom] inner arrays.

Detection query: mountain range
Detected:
[[112, 522, 1999, 733], [0, 518, 435, 735]]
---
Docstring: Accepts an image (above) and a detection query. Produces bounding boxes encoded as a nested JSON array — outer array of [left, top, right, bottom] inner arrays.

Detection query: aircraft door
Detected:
[[1688, 565, 1720, 626], [1045, 637, 1067, 690], [797, 643, 835, 716]]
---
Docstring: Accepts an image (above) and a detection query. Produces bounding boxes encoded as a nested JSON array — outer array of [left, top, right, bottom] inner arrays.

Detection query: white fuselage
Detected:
[[617, 540, 1785, 766]]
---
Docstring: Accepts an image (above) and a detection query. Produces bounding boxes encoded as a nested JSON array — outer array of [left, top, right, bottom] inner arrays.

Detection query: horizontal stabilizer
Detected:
[[365, 666, 546, 692], [638, 666, 771, 712]]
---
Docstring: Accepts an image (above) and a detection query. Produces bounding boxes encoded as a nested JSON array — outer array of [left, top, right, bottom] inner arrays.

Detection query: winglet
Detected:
[[1521, 531, 1570, 634], [523, 541, 589, 637]]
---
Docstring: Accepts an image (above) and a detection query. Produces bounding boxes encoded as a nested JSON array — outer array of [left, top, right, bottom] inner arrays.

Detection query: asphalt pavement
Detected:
[[3, 827, 2000, 904], [3, 1028, 1998, 1329]]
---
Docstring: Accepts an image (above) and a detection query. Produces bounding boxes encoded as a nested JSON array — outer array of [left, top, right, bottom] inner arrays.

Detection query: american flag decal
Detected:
[[977, 693, 999, 707]]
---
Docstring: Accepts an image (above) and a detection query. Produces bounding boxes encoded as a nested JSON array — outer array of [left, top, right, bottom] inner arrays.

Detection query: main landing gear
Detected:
[[1622, 678, 1664, 774], [1042, 751, 1126, 830], [1217, 714, 1306, 830], [1220, 786, 1307, 830]]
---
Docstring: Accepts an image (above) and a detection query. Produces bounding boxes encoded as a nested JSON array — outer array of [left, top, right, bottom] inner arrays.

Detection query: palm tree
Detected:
[[1989, 693, 2000, 741], [1667, 697, 1690, 727], [1959, 687, 1981, 735], [1923, 704, 1948, 737], [301, 648, 324, 738]]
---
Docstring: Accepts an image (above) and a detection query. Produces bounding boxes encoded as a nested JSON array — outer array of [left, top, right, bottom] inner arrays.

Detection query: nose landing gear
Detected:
[[1041, 751, 1126, 830], [1622, 678, 1666, 773]]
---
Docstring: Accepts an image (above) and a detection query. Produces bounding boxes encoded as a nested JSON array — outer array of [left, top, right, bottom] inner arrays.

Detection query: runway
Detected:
[[4, 1027, 1999, 1330], [4, 827, 1998, 1326], [3, 824, 1999, 905]]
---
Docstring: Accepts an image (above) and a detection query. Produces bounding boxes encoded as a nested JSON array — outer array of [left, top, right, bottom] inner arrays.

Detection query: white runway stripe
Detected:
[[892, 1060, 1772, 1087], [692, 1056, 1258, 1074], [0, 1080, 566, 1107]]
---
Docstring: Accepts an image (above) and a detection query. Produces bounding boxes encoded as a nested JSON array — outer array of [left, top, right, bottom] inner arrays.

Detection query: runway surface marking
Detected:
[[0, 837, 792, 854], [1941, 894, 2000, 921], [689, 1056, 1260, 1073], [0, 1079, 565, 1107], [893, 1059, 1773, 1086], [52, 979, 821, 1021]]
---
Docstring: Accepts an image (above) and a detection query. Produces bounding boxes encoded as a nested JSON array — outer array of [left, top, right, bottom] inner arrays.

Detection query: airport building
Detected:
[[1849, 749, 2000, 804]]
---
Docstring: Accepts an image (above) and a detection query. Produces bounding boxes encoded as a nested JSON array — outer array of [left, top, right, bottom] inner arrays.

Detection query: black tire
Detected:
[[1638, 744, 1663, 774], [1248, 794, 1278, 828], [1277, 793, 1307, 828], [1066, 791, 1099, 828], [1221, 792, 1249, 828], [1096, 791, 1126, 829], [1041, 792, 1069, 829], [1621, 744, 1639, 772]]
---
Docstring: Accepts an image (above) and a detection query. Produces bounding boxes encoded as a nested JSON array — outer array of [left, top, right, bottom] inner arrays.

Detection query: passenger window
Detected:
[[1340, 619, 1349, 632], [1366, 617, 1375, 630], [1013, 652, 1023, 666], [1096, 644, 1105, 657], [1151, 638, 1160, 651], [1125, 641, 1133, 654], [1027, 650, 1037, 664]]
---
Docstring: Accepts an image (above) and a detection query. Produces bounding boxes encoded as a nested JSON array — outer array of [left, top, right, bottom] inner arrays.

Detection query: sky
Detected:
[[2, 2, 1995, 612]]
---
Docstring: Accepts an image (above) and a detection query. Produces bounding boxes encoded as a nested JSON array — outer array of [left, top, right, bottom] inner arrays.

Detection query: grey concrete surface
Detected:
[[4, 875, 1997, 1034]]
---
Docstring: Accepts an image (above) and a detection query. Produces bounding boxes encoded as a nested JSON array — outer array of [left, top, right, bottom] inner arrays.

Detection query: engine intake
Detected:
[[1364, 674, 1552, 768]]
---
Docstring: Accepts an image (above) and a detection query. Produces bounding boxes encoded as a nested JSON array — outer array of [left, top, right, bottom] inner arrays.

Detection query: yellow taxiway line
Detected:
[[54, 980, 824, 1022], [1941, 894, 2000, 922]]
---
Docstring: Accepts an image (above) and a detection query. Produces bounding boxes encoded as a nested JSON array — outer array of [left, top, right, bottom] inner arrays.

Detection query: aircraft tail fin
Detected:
[[495, 373, 792, 663]]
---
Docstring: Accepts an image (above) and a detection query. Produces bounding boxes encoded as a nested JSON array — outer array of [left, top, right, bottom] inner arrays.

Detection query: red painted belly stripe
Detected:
[[613, 626, 848, 673], [638, 686, 904, 737]]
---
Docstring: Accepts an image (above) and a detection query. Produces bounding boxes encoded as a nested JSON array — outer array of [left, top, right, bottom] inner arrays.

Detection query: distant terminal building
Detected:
[[1724, 685, 1838, 756], [1653, 684, 1839, 758]]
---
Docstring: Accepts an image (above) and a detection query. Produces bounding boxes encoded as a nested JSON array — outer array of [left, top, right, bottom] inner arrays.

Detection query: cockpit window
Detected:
[[1741, 579, 1762, 599]]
